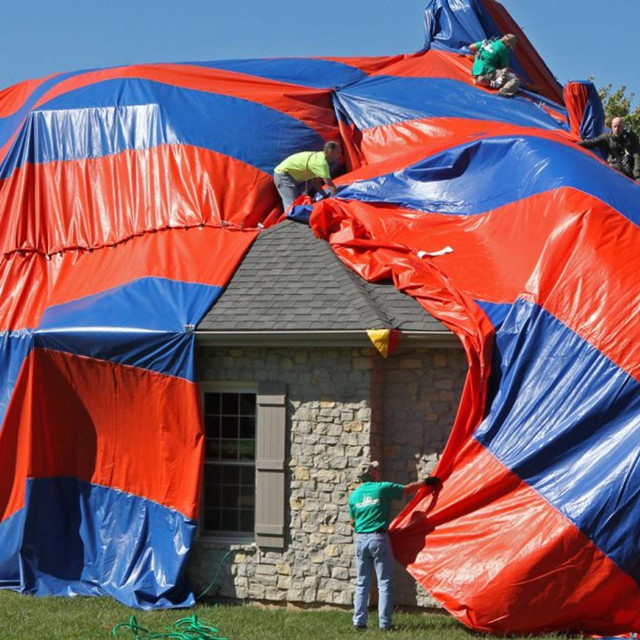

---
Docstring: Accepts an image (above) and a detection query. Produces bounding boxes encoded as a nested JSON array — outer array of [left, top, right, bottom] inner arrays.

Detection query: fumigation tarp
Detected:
[[0, 0, 638, 634]]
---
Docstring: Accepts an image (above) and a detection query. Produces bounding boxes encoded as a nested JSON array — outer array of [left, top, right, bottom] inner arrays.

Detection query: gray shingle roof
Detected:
[[197, 220, 449, 333]]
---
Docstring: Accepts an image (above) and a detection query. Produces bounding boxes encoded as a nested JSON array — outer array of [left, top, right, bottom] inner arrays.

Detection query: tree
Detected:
[[597, 83, 640, 135]]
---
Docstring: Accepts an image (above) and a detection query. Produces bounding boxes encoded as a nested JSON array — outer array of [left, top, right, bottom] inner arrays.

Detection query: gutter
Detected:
[[195, 330, 458, 349]]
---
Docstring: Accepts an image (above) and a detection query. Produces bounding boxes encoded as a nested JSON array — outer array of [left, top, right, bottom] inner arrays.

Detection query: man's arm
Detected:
[[309, 177, 337, 198], [631, 151, 640, 180], [403, 476, 441, 496], [578, 133, 609, 149], [627, 132, 640, 180]]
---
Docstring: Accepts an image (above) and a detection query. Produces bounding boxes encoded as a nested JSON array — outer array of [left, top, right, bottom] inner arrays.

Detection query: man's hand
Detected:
[[423, 476, 442, 490]]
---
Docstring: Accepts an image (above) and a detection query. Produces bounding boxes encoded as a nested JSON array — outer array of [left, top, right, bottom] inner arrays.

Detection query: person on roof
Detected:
[[349, 460, 441, 632], [469, 34, 521, 98], [273, 141, 341, 211], [578, 116, 640, 182]]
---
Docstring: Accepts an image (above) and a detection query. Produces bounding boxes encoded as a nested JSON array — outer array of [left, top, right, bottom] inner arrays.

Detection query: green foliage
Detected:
[[598, 83, 640, 135], [0, 591, 578, 640]]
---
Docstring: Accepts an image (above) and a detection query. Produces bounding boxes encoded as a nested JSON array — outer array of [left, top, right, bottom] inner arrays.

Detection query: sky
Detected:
[[0, 1, 638, 105]]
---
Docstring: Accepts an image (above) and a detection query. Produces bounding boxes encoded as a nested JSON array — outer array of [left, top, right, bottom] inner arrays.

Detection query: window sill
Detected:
[[195, 535, 256, 549]]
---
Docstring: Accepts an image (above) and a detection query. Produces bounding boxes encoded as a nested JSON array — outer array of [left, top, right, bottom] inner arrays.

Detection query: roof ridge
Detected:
[[338, 261, 394, 329]]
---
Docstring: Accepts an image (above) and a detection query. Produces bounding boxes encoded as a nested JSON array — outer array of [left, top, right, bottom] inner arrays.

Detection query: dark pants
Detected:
[[474, 68, 521, 97]]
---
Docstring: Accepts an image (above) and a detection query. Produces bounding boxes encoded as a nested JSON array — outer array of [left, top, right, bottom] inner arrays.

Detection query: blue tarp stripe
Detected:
[[0, 332, 33, 435], [0, 78, 327, 178], [334, 75, 567, 131], [0, 477, 195, 608], [35, 277, 223, 381], [475, 299, 512, 331], [422, 0, 558, 98], [188, 57, 369, 89], [336, 135, 640, 226], [0, 278, 221, 433], [475, 299, 640, 583], [0, 503, 23, 587]]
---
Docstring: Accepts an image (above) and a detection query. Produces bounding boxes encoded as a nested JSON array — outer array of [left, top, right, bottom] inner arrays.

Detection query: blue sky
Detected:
[[0, 1, 638, 104]]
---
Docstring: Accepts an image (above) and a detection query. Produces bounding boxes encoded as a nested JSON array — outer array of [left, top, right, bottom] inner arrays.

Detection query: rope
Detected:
[[112, 614, 227, 639], [113, 548, 236, 638]]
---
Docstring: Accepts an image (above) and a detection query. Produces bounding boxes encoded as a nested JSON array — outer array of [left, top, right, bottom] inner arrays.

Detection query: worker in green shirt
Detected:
[[273, 141, 341, 210], [469, 33, 521, 98], [348, 460, 441, 631]]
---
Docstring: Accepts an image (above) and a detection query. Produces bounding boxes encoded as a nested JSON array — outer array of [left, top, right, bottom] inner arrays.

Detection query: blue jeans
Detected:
[[353, 533, 394, 629]]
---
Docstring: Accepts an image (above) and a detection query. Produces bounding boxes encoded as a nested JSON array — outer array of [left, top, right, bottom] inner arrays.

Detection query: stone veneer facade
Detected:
[[188, 343, 466, 609]]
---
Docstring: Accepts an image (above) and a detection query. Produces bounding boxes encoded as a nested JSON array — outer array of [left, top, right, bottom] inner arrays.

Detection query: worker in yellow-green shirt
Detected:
[[273, 140, 341, 210]]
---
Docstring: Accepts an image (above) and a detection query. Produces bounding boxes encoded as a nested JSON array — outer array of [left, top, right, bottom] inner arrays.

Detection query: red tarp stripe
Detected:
[[320, 55, 408, 76], [0, 226, 258, 332], [340, 118, 574, 176], [0, 145, 277, 256], [312, 190, 640, 382], [564, 81, 590, 137], [327, 50, 476, 85], [0, 74, 61, 118], [392, 437, 640, 634], [0, 347, 203, 523]]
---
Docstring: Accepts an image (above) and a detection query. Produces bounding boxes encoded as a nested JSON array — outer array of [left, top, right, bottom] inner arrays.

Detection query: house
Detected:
[[188, 218, 467, 608]]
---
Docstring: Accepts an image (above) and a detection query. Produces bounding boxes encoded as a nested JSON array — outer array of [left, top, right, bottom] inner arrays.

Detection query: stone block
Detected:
[[276, 562, 292, 575], [333, 589, 353, 605], [266, 587, 286, 601], [277, 575, 292, 590], [290, 497, 304, 510], [317, 589, 333, 604], [331, 567, 349, 580], [353, 358, 370, 370], [434, 353, 447, 367], [248, 583, 266, 599], [294, 467, 310, 481]]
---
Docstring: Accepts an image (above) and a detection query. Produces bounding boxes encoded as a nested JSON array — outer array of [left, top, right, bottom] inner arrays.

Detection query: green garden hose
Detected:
[[112, 613, 227, 639]]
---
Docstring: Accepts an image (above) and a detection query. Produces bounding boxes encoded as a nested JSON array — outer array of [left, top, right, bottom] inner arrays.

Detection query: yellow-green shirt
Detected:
[[274, 151, 331, 183]]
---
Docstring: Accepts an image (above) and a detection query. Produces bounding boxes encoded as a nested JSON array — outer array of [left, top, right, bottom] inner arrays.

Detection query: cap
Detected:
[[357, 460, 379, 481]]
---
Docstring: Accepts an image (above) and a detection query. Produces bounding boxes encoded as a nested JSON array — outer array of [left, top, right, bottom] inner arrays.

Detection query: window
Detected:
[[200, 382, 287, 548], [202, 389, 256, 536]]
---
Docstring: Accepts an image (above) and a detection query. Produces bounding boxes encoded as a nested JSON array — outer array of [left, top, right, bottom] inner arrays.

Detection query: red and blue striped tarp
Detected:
[[0, 0, 637, 634]]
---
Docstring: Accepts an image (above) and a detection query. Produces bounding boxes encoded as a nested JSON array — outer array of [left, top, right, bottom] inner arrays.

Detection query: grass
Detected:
[[0, 590, 578, 640]]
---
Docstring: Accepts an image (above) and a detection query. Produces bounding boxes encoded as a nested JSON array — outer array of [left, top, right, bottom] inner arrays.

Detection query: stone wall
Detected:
[[189, 343, 466, 609], [373, 347, 468, 607]]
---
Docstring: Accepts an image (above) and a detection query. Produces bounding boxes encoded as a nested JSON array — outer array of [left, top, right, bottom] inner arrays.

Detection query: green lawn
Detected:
[[0, 591, 577, 640]]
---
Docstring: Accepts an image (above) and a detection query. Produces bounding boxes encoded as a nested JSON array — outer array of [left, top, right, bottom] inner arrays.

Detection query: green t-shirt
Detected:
[[274, 151, 331, 183], [471, 39, 509, 77], [349, 481, 404, 533]]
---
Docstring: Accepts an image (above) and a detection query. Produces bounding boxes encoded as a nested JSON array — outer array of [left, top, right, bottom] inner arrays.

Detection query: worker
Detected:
[[273, 141, 341, 210], [349, 460, 441, 631], [469, 34, 521, 98], [579, 116, 640, 182]]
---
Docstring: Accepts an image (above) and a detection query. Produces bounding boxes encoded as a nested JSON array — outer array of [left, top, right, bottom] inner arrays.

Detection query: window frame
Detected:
[[199, 381, 258, 544]]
